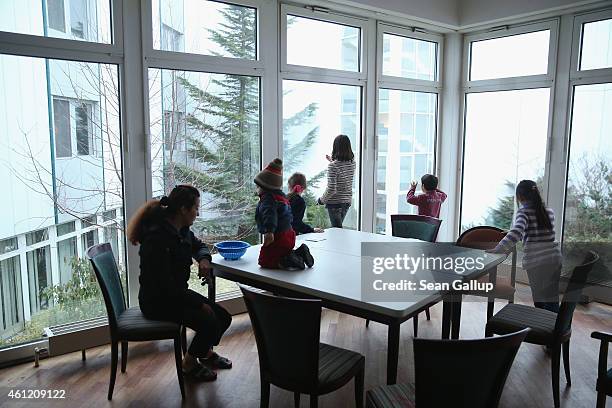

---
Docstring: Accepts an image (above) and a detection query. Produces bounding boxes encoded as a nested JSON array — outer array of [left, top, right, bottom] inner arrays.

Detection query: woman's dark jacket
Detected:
[[138, 219, 211, 312], [288, 194, 314, 234]]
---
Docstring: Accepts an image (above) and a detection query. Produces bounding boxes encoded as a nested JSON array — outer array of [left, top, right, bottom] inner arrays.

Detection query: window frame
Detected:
[[463, 20, 559, 90], [571, 9, 612, 80], [280, 4, 369, 82]]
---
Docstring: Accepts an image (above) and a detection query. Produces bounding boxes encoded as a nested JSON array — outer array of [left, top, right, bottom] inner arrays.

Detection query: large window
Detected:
[[375, 25, 441, 234], [0, 53, 124, 349], [461, 89, 550, 230], [564, 83, 612, 242], [461, 23, 554, 233], [282, 80, 361, 229], [281, 7, 366, 231]]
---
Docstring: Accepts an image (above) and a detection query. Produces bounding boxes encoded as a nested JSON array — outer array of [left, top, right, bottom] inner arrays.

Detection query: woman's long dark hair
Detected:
[[127, 185, 200, 245], [516, 180, 552, 229], [331, 134, 354, 162]]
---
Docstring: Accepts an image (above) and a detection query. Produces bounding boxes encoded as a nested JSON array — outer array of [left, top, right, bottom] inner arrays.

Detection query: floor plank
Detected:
[[0, 284, 610, 408]]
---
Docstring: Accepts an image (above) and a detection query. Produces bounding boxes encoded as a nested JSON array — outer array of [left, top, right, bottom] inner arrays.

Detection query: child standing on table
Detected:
[[406, 174, 447, 218], [487, 180, 562, 313], [255, 159, 314, 269], [318, 135, 356, 228], [287, 172, 324, 235]]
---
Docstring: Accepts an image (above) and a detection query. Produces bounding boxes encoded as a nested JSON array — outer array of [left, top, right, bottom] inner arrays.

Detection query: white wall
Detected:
[[459, 0, 605, 27]]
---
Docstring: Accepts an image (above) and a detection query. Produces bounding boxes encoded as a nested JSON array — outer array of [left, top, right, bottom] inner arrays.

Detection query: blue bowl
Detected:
[[214, 240, 250, 260]]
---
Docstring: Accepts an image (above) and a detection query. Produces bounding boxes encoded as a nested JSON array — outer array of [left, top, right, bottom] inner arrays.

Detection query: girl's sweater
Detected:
[[320, 160, 356, 205], [493, 204, 562, 270]]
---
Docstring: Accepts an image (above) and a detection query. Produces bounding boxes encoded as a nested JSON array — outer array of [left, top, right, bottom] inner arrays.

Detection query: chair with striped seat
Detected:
[[366, 329, 529, 408], [86, 243, 186, 400], [485, 251, 600, 408], [241, 286, 365, 408]]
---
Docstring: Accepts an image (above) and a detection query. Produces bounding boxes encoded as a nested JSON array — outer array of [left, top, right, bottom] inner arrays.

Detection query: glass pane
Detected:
[[282, 80, 361, 230], [286, 15, 360, 72], [461, 88, 550, 232], [0, 256, 23, 338], [53, 98, 71, 158], [0, 0, 112, 43], [153, 0, 257, 59], [382, 33, 437, 80], [0, 54, 124, 349], [580, 19, 612, 71], [470, 30, 550, 80], [149, 68, 260, 298], [376, 89, 436, 234], [564, 83, 612, 243], [0, 237, 18, 255]]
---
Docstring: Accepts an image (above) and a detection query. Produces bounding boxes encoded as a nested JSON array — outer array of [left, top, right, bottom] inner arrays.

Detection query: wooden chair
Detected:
[[366, 328, 529, 408], [486, 251, 600, 408], [592, 331, 612, 408], [456, 226, 517, 321], [86, 243, 185, 400], [241, 285, 365, 408], [366, 215, 443, 335]]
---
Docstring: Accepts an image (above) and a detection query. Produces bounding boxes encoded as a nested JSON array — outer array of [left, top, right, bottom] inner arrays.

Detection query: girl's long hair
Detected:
[[331, 134, 354, 162], [287, 172, 307, 201], [127, 185, 200, 245], [516, 180, 552, 229]]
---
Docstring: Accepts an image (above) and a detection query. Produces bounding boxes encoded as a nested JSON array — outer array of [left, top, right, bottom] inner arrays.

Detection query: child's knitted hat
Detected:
[[254, 158, 283, 190]]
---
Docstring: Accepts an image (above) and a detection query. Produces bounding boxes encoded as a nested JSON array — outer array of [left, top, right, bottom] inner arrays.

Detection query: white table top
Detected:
[[212, 228, 505, 319]]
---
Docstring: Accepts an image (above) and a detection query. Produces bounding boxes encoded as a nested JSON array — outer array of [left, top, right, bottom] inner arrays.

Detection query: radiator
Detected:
[[43, 316, 110, 357]]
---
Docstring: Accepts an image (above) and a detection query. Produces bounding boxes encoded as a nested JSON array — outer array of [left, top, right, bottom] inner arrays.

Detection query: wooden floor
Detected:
[[1, 284, 610, 408]]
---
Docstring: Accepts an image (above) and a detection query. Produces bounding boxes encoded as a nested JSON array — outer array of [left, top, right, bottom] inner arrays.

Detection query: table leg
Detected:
[[442, 296, 452, 339], [451, 293, 463, 339], [387, 323, 400, 385]]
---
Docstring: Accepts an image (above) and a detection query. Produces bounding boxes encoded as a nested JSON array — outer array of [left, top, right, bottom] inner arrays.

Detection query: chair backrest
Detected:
[[555, 251, 599, 335], [240, 286, 322, 390], [391, 214, 442, 242], [456, 226, 505, 250], [414, 328, 529, 408], [457, 226, 518, 285], [86, 243, 126, 331]]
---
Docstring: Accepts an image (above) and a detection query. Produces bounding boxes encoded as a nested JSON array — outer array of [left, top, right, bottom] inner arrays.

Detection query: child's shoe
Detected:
[[279, 251, 305, 270], [295, 244, 314, 268]]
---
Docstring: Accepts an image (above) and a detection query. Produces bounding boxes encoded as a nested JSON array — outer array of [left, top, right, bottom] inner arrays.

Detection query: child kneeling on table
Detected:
[[255, 158, 314, 269]]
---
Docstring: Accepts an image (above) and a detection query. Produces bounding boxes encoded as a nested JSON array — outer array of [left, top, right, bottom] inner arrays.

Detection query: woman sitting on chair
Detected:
[[127, 184, 232, 381]]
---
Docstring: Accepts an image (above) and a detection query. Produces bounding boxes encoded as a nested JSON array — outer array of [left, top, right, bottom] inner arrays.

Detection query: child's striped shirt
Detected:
[[493, 205, 562, 270]]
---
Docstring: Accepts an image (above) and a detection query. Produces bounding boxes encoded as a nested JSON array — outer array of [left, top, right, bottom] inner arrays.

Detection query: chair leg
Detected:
[[260, 380, 270, 408], [562, 340, 571, 386], [486, 299, 494, 321], [108, 341, 118, 400], [355, 362, 365, 408], [425, 307, 431, 320], [413, 313, 419, 337], [365, 319, 370, 328], [121, 341, 128, 373], [551, 344, 561, 408], [173, 337, 185, 399], [294, 392, 300, 408], [596, 392, 606, 408], [309, 394, 318, 408], [181, 326, 187, 356]]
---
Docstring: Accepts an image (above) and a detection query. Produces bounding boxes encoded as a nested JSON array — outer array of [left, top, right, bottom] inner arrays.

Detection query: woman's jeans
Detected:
[[526, 262, 561, 313], [326, 203, 350, 228]]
